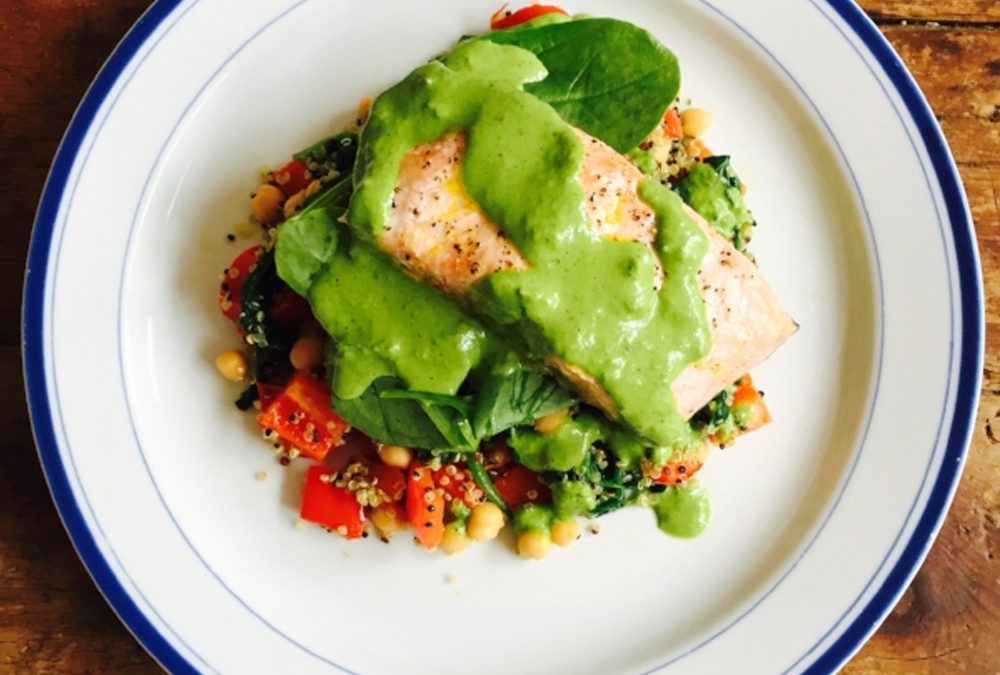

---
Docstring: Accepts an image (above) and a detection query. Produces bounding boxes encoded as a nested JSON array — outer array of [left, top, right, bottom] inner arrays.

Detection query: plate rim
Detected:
[[791, 2, 983, 671], [22, 1, 197, 672], [20, 1, 983, 673]]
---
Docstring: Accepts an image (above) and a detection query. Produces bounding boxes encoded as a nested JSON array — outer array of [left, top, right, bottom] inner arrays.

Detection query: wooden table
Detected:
[[1, 1, 997, 672]]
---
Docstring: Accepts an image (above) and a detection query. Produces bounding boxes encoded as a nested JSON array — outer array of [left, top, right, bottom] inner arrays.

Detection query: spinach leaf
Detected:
[[331, 377, 454, 449], [274, 207, 339, 297], [380, 390, 474, 417], [471, 364, 575, 439], [380, 390, 476, 448], [692, 386, 731, 429], [482, 18, 680, 152], [298, 173, 353, 215], [294, 131, 359, 168], [234, 383, 259, 411], [237, 249, 293, 383], [331, 364, 574, 451]]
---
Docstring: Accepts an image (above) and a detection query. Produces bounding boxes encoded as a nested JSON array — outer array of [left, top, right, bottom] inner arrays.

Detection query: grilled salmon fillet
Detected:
[[379, 128, 795, 420]]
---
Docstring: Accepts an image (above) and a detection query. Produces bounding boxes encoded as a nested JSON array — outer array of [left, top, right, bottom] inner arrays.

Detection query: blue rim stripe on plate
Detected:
[[799, 2, 983, 672], [109, 1, 360, 671], [21, 2, 200, 673], [645, 1, 888, 669], [21, 1, 983, 674]]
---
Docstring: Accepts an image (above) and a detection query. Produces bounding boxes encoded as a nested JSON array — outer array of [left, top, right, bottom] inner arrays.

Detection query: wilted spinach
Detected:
[[331, 364, 576, 451]]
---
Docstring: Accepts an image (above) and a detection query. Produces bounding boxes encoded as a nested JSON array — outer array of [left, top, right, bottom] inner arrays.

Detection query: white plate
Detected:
[[23, 1, 982, 673]]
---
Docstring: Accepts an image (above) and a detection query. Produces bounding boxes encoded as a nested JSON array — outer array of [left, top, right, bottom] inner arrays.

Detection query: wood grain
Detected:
[[1, 3, 159, 673], [861, 1, 1000, 23], [842, 16, 1000, 675], [1, 2, 998, 673]]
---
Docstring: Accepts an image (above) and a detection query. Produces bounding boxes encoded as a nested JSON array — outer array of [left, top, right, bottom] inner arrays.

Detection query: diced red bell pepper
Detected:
[[300, 464, 365, 538], [490, 3, 567, 30], [652, 443, 708, 486], [493, 464, 550, 509], [255, 381, 281, 409], [432, 463, 484, 508], [662, 108, 684, 140], [369, 462, 406, 503], [272, 159, 312, 197], [727, 374, 771, 436], [267, 289, 313, 329], [733, 375, 764, 407], [406, 463, 445, 549], [652, 459, 704, 486], [257, 372, 349, 461], [218, 246, 263, 322]]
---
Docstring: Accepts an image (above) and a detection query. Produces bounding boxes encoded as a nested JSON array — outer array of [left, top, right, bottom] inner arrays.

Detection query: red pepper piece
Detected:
[[715, 375, 771, 440], [652, 459, 704, 486], [218, 246, 263, 322], [272, 159, 312, 197], [300, 464, 365, 538], [406, 463, 445, 549], [267, 289, 313, 329], [651, 443, 708, 486], [490, 3, 567, 30], [369, 462, 406, 503], [432, 463, 484, 508], [257, 372, 349, 461], [662, 108, 684, 140], [493, 464, 551, 509]]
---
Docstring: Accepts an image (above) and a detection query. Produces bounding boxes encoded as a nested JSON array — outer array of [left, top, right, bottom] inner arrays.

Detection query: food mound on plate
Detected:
[[212, 4, 795, 559]]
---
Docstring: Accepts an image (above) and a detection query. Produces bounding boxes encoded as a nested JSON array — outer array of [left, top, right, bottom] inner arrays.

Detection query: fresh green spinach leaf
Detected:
[[274, 208, 339, 297], [482, 18, 680, 152], [471, 364, 575, 439], [331, 363, 575, 451], [380, 389, 474, 416], [380, 390, 477, 448], [331, 377, 454, 449], [294, 131, 359, 168], [237, 249, 293, 383], [298, 173, 354, 215]]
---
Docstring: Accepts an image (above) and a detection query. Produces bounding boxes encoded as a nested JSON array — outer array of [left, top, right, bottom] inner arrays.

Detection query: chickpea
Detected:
[[440, 526, 471, 555], [533, 408, 568, 434], [215, 350, 247, 382], [550, 519, 580, 547], [370, 503, 406, 538], [679, 108, 713, 139], [289, 335, 324, 371], [250, 183, 285, 224], [467, 502, 505, 541], [517, 530, 552, 560], [377, 444, 413, 470]]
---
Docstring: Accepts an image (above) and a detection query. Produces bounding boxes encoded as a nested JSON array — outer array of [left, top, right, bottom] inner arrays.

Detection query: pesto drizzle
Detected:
[[347, 40, 711, 446]]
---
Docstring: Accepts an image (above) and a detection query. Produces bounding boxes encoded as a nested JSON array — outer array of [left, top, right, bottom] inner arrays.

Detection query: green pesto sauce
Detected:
[[514, 504, 555, 534], [508, 412, 603, 472], [305, 231, 490, 398], [508, 408, 664, 473], [348, 38, 712, 446], [674, 160, 753, 247], [551, 481, 598, 519], [653, 481, 712, 538]]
